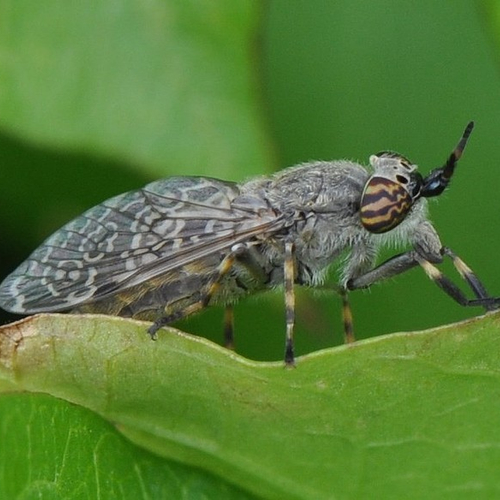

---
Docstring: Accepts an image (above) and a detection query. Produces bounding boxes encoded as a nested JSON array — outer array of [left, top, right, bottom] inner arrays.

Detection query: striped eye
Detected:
[[360, 176, 413, 234]]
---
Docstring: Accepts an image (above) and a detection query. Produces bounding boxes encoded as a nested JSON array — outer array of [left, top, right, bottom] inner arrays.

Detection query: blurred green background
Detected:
[[0, 0, 499, 363]]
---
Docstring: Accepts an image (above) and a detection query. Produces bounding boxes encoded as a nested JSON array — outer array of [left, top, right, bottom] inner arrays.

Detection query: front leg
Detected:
[[338, 252, 420, 345], [346, 251, 420, 290], [346, 248, 500, 311]]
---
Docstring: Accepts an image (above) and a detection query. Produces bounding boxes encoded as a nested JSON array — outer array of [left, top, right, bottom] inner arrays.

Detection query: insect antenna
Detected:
[[421, 121, 474, 197]]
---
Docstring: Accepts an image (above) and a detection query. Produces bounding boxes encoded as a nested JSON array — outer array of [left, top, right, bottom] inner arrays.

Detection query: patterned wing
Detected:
[[0, 176, 284, 313]]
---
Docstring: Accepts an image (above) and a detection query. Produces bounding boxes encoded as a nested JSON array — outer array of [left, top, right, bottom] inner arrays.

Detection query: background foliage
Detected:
[[0, 1, 499, 498]]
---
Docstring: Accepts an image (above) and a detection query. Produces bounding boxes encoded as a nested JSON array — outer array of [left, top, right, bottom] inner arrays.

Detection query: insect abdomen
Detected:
[[73, 255, 265, 322]]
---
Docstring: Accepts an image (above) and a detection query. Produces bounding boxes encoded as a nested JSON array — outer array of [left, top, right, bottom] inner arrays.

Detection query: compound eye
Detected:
[[360, 176, 414, 234]]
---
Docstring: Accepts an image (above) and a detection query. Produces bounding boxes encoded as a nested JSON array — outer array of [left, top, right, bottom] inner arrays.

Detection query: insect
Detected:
[[0, 122, 498, 365]]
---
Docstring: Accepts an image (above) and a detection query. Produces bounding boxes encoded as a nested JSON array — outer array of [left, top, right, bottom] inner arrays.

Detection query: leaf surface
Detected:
[[1, 313, 500, 499]]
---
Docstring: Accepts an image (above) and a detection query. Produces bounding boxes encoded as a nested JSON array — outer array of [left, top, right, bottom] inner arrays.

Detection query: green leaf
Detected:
[[0, 0, 269, 178], [1, 312, 500, 499], [0, 393, 253, 500]]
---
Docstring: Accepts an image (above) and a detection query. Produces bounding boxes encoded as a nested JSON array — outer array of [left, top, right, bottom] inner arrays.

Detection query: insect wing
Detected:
[[0, 177, 283, 313]]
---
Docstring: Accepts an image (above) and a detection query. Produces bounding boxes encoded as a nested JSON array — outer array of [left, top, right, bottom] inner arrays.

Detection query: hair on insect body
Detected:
[[0, 122, 498, 366]]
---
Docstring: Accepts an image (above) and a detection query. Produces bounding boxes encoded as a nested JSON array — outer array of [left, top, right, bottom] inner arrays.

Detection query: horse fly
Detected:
[[1, 122, 498, 365]]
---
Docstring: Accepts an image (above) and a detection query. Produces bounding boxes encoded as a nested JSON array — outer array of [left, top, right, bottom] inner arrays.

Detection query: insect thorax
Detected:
[[253, 159, 430, 287]]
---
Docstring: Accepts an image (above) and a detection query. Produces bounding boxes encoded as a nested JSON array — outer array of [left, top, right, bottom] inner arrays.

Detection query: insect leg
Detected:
[[340, 290, 355, 344], [442, 247, 497, 309], [347, 250, 500, 311], [223, 304, 235, 350], [415, 254, 500, 311], [284, 241, 296, 367], [347, 251, 420, 290], [148, 245, 245, 339]]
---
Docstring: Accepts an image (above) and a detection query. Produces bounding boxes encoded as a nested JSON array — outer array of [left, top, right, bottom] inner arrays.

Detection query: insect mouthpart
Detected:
[[421, 121, 474, 197]]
